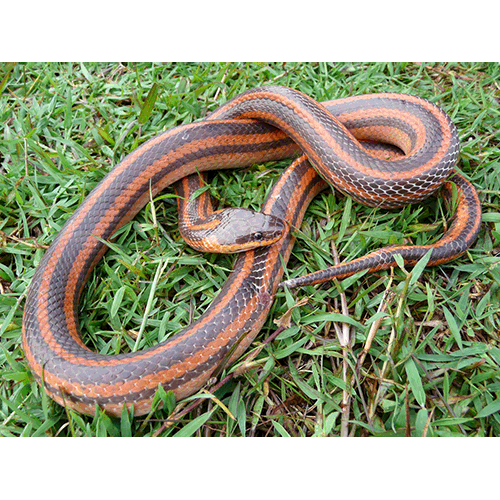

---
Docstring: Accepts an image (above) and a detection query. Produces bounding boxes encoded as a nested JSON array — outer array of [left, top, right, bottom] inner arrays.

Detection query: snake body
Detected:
[[22, 86, 481, 416]]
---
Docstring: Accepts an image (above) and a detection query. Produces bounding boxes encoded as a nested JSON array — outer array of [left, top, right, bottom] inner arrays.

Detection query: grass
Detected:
[[0, 62, 499, 437]]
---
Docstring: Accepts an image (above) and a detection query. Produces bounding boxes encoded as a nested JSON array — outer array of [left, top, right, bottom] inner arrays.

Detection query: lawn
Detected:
[[1, 62, 499, 437]]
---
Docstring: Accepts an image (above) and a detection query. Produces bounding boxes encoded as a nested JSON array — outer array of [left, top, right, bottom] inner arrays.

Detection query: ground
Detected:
[[1, 62, 499, 436]]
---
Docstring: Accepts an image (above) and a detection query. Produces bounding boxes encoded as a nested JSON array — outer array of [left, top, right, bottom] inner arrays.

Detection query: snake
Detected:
[[22, 85, 482, 417]]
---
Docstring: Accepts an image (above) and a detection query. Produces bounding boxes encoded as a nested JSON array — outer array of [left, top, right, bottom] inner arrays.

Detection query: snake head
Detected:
[[208, 208, 286, 253]]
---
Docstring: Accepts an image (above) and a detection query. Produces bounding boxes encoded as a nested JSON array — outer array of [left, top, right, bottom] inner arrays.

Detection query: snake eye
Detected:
[[253, 232, 263, 241]]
